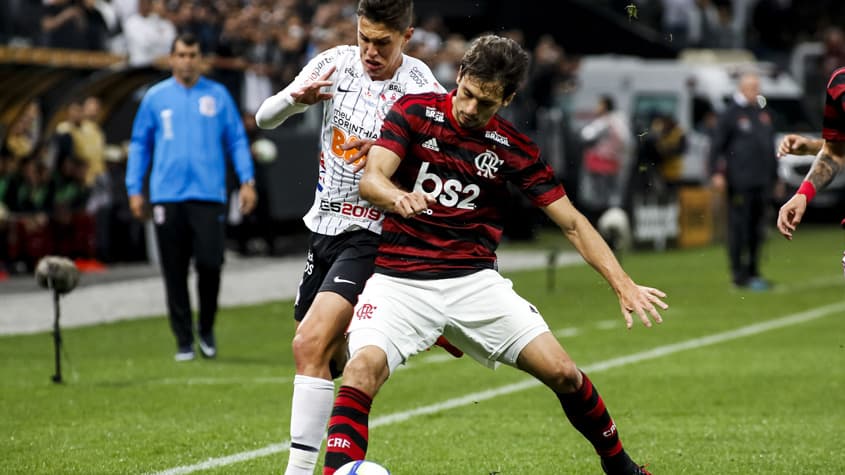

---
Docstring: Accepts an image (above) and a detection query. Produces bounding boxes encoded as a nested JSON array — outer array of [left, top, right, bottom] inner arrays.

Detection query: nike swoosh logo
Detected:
[[333, 276, 357, 285], [337, 86, 360, 93]]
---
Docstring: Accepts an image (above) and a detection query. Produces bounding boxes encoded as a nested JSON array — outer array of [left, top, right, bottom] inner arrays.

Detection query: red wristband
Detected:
[[796, 180, 816, 202]]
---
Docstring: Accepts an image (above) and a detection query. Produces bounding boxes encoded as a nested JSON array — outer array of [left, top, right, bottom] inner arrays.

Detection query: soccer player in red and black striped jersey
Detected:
[[322, 34, 667, 475], [777, 66, 845, 238]]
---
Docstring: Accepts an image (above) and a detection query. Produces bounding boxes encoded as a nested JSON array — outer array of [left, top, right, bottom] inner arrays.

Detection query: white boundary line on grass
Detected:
[[152, 301, 845, 475]]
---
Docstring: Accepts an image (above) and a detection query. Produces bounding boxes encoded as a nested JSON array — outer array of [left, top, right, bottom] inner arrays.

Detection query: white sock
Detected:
[[284, 374, 335, 475]]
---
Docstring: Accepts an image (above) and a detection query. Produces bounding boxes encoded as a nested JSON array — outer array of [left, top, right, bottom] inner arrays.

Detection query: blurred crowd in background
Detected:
[[1, 0, 844, 279]]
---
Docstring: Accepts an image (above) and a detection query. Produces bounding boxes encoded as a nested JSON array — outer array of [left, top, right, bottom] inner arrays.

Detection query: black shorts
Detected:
[[293, 230, 379, 321]]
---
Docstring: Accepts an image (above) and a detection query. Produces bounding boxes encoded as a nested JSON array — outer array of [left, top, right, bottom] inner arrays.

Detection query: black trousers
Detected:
[[153, 201, 225, 348], [726, 187, 767, 284]]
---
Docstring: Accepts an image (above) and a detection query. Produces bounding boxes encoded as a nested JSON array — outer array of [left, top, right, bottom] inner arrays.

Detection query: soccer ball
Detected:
[[334, 460, 391, 475], [251, 138, 278, 163]]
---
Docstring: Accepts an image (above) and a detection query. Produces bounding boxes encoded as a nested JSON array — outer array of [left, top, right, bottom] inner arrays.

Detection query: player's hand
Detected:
[[618, 284, 667, 329], [777, 134, 811, 157], [239, 182, 258, 214], [391, 191, 436, 218], [290, 65, 336, 105], [129, 194, 147, 220], [341, 138, 374, 172], [776, 193, 807, 240]]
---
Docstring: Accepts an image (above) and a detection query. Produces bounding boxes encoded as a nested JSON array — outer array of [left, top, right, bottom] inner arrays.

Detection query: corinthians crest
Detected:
[[474, 150, 503, 179]]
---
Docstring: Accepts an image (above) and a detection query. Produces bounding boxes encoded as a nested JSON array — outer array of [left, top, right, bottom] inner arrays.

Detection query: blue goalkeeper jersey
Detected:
[[126, 76, 253, 203]]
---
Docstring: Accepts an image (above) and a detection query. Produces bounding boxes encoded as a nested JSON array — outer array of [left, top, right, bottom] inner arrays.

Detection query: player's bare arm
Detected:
[[542, 197, 667, 329], [777, 133, 824, 157], [777, 140, 845, 239], [805, 141, 845, 190], [359, 145, 434, 218]]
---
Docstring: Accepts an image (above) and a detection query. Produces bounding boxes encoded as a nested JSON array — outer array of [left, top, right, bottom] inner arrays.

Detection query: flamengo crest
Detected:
[[474, 150, 503, 179]]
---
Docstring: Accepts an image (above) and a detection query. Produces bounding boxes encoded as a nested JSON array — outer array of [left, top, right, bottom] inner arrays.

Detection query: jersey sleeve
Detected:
[[125, 92, 156, 196], [514, 154, 566, 207], [374, 97, 413, 159], [822, 68, 845, 141], [254, 46, 341, 129]]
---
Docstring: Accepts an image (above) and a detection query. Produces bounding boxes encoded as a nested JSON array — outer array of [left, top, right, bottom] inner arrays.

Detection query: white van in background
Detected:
[[566, 50, 820, 247], [568, 49, 818, 185]]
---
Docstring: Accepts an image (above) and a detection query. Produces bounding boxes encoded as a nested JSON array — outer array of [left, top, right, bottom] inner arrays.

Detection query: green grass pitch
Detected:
[[2, 225, 844, 474]]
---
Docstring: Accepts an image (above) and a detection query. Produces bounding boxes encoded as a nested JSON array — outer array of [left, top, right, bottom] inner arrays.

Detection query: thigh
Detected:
[[293, 231, 378, 322], [347, 273, 445, 374], [294, 234, 328, 321], [444, 269, 550, 369], [319, 231, 378, 304], [152, 202, 191, 265], [187, 201, 225, 268]]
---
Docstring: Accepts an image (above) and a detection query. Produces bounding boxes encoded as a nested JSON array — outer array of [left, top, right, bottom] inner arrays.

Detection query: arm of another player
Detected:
[[777, 139, 845, 239], [255, 64, 336, 129], [359, 145, 434, 217], [777, 133, 824, 157], [542, 196, 667, 329]]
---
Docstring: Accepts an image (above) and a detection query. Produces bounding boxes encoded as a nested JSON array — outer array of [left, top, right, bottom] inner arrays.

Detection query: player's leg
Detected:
[[447, 270, 647, 474], [152, 202, 194, 356], [188, 201, 226, 357], [322, 344, 390, 475], [517, 334, 649, 475], [286, 232, 377, 475], [323, 273, 443, 474]]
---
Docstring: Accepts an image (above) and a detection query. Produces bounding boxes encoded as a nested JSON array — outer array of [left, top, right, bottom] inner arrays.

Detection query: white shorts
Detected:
[[347, 269, 550, 374]]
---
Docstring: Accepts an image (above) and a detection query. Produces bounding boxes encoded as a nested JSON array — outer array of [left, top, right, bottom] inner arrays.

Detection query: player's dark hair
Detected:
[[171, 33, 201, 54], [458, 34, 530, 100], [357, 0, 414, 32]]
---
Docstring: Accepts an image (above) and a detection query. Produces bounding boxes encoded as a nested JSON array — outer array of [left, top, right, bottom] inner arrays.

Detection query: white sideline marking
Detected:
[[151, 301, 845, 475]]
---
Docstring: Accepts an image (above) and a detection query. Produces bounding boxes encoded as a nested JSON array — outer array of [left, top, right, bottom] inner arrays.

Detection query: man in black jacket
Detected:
[[710, 71, 779, 290]]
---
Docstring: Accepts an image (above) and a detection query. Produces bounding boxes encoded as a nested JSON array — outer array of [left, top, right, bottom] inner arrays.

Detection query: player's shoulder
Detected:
[[398, 55, 445, 92], [487, 115, 538, 156], [828, 67, 845, 98]]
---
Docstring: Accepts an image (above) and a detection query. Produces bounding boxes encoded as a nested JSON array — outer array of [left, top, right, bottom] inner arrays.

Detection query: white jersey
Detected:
[[256, 45, 444, 235]]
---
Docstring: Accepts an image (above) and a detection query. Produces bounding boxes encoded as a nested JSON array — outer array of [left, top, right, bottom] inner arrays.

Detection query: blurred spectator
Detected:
[[79, 95, 107, 186], [51, 155, 100, 268], [709, 71, 779, 290], [578, 95, 633, 223], [1, 100, 42, 166], [821, 26, 845, 81], [660, 0, 695, 49], [748, 0, 797, 68], [54, 96, 106, 182], [5, 154, 54, 272], [123, 0, 176, 66], [227, 111, 275, 256], [431, 33, 465, 90], [0, 154, 14, 278], [41, 0, 108, 50], [87, 143, 146, 262], [651, 113, 687, 189]]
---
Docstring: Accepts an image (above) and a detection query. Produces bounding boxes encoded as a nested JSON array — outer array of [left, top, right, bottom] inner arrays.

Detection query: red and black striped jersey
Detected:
[[822, 67, 845, 141], [373, 90, 566, 278]]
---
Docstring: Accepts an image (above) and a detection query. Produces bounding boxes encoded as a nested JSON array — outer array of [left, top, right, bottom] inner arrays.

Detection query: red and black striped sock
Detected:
[[555, 370, 623, 458], [323, 386, 372, 475]]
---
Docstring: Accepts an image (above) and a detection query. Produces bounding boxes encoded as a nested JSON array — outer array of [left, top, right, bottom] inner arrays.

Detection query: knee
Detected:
[[291, 324, 334, 364], [341, 348, 389, 396], [545, 360, 582, 393]]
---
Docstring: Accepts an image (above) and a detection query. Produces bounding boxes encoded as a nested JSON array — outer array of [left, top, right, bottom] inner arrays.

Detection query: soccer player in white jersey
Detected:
[[254, 1, 446, 473]]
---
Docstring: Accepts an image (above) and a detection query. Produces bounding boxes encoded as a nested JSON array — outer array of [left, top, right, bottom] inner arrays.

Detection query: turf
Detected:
[[2, 225, 844, 474]]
